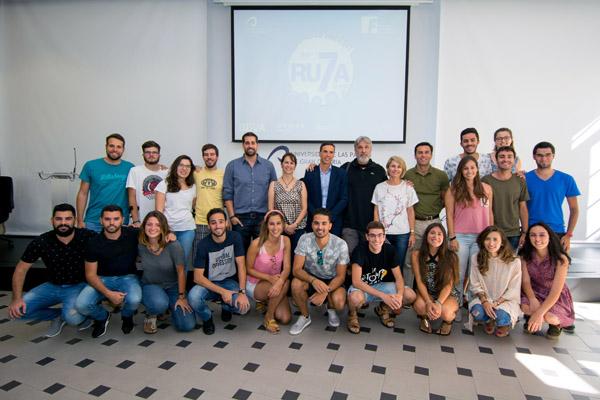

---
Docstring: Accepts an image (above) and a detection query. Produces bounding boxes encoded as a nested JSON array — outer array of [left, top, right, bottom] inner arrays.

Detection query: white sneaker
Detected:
[[327, 309, 340, 327], [45, 317, 66, 338], [289, 315, 311, 335], [455, 309, 463, 322]]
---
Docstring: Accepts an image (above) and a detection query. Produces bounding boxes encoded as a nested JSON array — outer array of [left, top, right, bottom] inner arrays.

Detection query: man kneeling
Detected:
[[290, 208, 349, 335], [347, 221, 416, 334]]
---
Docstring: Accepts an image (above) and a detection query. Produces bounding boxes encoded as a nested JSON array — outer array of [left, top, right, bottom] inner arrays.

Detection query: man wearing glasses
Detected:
[[126, 141, 167, 227], [289, 208, 349, 335]]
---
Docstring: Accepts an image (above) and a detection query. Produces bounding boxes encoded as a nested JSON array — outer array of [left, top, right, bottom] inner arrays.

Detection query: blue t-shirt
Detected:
[[526, 170, 580, 233], [194, 231, 245, 282], [80, 158, 134, 225]]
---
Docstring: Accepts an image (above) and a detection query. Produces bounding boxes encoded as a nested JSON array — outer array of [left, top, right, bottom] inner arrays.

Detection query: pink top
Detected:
[[453, 197, 490, 234], [248, 236, 285, 284]]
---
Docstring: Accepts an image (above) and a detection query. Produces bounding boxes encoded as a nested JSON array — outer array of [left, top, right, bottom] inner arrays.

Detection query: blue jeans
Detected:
[[470, 303, 511, 327], [19, 282, 86, 325], [232, 212, 263, 250], [507, 236, 520, 252], [175, 230, 195, 271], [75, 275, 142, 320], [455, 233, 479, 306], [348, 282, 397, 304], [387, 233, 410, 275], [141, 284, 195, 332], [188, 278, 248, 321]]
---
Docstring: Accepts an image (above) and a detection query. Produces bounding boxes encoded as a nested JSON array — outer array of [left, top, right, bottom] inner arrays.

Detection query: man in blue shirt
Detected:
[[76, 133, 134, 232], [526, 141, 580, 252], [223, 132, 277, 250]]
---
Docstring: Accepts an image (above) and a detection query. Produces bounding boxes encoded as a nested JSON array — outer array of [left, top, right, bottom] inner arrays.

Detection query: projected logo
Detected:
[[288, 38, 353, 105]]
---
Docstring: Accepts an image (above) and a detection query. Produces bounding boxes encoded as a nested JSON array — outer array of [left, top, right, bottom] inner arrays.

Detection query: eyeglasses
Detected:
[[367, 233, 385, 239], [144, 151, 160, 155], [316, 250, 324, 266], [494, 136, 512, 142]]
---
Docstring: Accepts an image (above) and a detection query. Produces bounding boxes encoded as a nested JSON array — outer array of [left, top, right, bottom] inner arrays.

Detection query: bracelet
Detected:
[[133, 220, 140, 224], [449, 236, 457, 241], [231, 215, 238, 220]]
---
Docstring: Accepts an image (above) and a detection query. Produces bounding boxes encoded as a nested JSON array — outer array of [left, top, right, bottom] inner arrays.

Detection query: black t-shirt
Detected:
[[21, 228, 97, 285], [85, 227, 139, 277], [350, 242, 400, 285], [342, 159, 387, 231]]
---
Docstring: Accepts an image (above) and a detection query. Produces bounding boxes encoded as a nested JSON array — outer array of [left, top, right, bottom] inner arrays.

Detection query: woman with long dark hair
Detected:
[[468, 226, 521, 337], [155, 155, 196, 270], [519, 222, 574, 339], [445, 155, 494, 321], [139, 211, 195, 334], [245, 210, 292, 333], [411, 223, 459, 335]]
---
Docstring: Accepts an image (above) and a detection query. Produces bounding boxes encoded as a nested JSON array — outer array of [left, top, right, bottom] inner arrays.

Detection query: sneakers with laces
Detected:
[[327, 309, 340, 327], [45, 317, 66, 338], [202, 317, 215, 335], [121, 316, 134, 334], [143, 315, 157, 334], [289, 315, 311, 335], [92, 313, 111, 338], [77, 318, 94, 331]]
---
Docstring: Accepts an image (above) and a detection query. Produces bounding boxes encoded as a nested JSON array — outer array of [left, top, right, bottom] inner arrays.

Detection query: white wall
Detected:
[[435, 0, 600, 241]]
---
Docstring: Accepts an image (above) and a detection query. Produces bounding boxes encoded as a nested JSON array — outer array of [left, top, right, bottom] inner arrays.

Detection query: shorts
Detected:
[[245, 281, 257, 300], [348, 282, 398, 304]]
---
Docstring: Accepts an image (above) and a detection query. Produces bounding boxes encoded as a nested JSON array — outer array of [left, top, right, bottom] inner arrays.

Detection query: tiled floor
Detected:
[[1, 291, 599, 400]]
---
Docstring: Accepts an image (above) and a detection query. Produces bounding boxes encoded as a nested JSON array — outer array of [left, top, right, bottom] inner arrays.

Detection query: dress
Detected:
[[423, 256, 460, 302], [273, 180, 307, 230], [521, 256, 575, 326]]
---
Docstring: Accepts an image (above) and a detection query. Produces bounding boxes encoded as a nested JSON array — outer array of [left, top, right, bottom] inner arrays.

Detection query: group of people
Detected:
[[9, 129, 578, 340]]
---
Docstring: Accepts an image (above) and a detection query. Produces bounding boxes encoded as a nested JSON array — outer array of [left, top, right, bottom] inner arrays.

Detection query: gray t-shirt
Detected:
[[295, 232, 349, 280], [139, 241, 184, 287], [482, 174, 529, 236]]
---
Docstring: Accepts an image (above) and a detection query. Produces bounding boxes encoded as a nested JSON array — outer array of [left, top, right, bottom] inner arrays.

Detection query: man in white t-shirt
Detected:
[[126, 141, 167, 227]]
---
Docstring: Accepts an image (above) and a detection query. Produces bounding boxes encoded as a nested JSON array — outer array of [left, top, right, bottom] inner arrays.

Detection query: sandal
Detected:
[[495, 325, 510, 337], [374, 303, 395, 328], [484, 320, 496, 335], [437, 320, 453, 336], [256, 301, 267, 314], [143, 315, 157, 334], [347, 312, 360, 334], [419, 316, 432, 334], [263, 318, 280, 334]]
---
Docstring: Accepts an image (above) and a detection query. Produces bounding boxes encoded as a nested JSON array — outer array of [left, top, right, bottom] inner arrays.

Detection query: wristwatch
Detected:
[[238, 289, 246, 294]]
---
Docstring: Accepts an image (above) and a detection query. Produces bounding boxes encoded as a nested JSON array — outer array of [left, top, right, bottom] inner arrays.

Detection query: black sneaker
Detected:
[[92, 313, 111, 338], [202, 317, 215, 335], [221, 308, 232, 322], [121, 316, 134, 334], [546, 324, 562, 340], [563, 324, 575, 334], [523, 315, 531, 333]]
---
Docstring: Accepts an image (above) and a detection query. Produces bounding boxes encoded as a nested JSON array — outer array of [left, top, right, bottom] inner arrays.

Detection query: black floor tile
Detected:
[[138, 340, 154, 347], [213, 341, 228, 348], [136, 386, 157, 398], [571, 394, 590, 400], [440, 345, 454, 353], [158, 361, 176, 370], [461, 328, 474, 336], [201, 361, 218, 371], [516, 347, 532, 354], [102, 339, 118, 346], [31, 336, 48, 343], [89, 385, 111, 397], [66, 338, 82, 345], [27, 319, 43, 326], [524, 395, 543, 400], [282, 389, 300, 400], [36, 356, 55, 366], [243, 362, 260, 372], [327, 342, 340, 350], [359, 326, 371, 333], [457, 367, 473, 377], [331, 391, 348, 400], [117, 360, 135, 369], [365, 343, 378, 351], [43, 383, 65, 394], [553, 347, 569, 354], [289, 342, 303, 350], [176, 340, 191, 348], [403, 344, 416, 352], [0, 318, 9, 324], [414, 366, 429, 376], [393, 327, 405, 334], [581, 367, 598, 376], [478, 346, 493, 354], [371, 365, 386, 374], [0, 354, 16, 363], [251, 341, 265, 349], [499, 368, 517, 377], [0, 335, 13, 341], [430, 394, 446, 400], [477, 395, 494, 400], [76, 358, 95, 368], [329, 364, 344, 374], [286, 363, 301, 373], [0, 380, 21, 391], [157, 323, 170, 330], [380, 393, 397, 400], [232, 388, 252, 400], [224, 324, 237, 330], [183, 388, 204, 399], [325, 326, 338, 332]]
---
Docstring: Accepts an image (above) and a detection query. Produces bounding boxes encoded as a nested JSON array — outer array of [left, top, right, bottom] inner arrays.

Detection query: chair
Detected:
[[0, 176, 14, 248]]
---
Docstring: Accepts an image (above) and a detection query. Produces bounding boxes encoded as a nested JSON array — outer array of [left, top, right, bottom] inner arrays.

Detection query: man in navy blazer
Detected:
[[303, 143, 348, 236]]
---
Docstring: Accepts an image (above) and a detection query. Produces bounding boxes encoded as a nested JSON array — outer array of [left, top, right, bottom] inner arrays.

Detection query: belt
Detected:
[[415, 214, 439, 221], [236, 212, 264, 220]]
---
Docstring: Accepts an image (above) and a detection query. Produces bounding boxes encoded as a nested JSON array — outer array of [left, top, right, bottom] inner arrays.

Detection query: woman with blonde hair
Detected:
[[246, 210, 292, 333]]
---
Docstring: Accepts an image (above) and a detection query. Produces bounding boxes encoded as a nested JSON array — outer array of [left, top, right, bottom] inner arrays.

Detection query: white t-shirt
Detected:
[[155, 181, 196, 231], [371, 180, 419, 235], [125, 165, 168, 222]]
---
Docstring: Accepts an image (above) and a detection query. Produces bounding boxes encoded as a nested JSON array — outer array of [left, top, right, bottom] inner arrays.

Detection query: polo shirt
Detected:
[[404, 166, 449, 218]]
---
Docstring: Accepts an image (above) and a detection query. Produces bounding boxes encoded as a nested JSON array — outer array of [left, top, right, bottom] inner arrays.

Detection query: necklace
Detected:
[[281, 176, 294, 188], [148, 245, 162, 255]]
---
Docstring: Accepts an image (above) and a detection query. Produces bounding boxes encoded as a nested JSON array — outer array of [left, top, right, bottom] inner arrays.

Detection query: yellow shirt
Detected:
[[193, 168, 224, 225]]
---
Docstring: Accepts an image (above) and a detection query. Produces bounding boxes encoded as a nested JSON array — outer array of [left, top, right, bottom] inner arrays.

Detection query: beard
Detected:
[[103, 224, 120, 234], [204, 159, 217, 168], [244, 148, 256, 157], [356, 155, 370, 165], [144, 157, 159, 165], [54, 224, 74, 237], [106, 151, 122, 161]]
